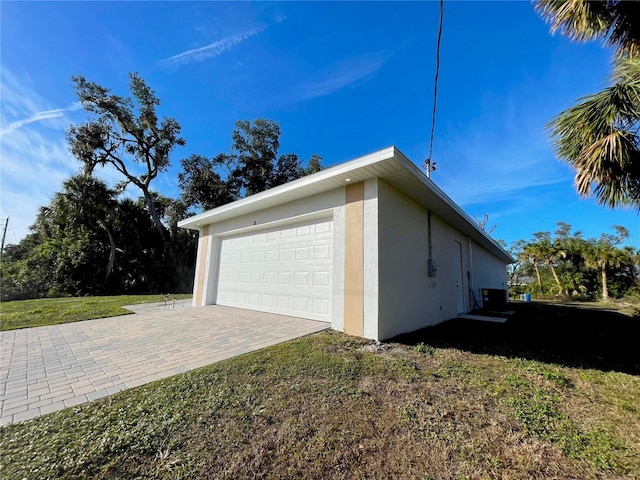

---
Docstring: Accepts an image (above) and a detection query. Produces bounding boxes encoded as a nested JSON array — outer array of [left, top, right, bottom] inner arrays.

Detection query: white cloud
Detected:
[[274, 52, 390, 106], [0, 127, 78, 242], [303, 57, 386, 99], [0, 68, 82, 242], [159, 27, 266, 69], [0, 103, 82, 136], [0, 69, 42, 117], [429, 86, 573, 211]]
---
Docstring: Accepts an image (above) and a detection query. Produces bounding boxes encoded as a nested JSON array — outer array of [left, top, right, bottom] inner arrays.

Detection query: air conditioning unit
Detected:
[[481, 288, 507, 311]]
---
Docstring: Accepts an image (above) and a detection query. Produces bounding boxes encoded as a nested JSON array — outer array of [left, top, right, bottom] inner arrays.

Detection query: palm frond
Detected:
[[535, 0, 612, 42], [546, 57, 640, 208], [606, 0, 640, 58], [535, 0, 640, 58], [573, 130, 638, 206]]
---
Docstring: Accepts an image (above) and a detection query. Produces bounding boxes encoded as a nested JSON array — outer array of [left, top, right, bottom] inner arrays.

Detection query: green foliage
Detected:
[[400, 403, 419, 422], [178, 119, 324, 211], [415, 342, 436, 355], [536, 1, 640, 207], [0, 175, 195, 299], [68, 73, 185, 237], [177, 153, 237, 211], [535, 0, 640, 59], [511, 222, 638, 300], [504, 379, 622, 472], [505, 390, 563, 438]]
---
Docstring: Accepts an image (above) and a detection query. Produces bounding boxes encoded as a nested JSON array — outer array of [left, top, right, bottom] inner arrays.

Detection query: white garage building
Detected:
[[178, 147, 513, 341]]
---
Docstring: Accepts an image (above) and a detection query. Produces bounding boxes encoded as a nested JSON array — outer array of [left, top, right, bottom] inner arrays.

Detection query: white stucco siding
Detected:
[[376, 180, 474, 340], [470, 241, 508, 296], [205, 189, 344, 237], [196, 188, 346, 329], [377, 181, 442, 339], [192, 226, 212, 307], [363, 179, 379, 340]]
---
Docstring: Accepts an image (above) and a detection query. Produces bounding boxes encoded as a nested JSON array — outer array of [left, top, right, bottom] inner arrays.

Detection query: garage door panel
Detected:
[[216, 218, 333, 322], [313, 271, 330, 286], [313, 298, 329, 315], [293, 297, 308, 312]]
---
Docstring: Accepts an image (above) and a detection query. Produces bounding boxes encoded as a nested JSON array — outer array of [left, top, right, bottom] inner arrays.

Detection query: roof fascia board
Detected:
[[390, 149, 515, 263], [178, 145, 514, 264], [178, 146, 396, 230]]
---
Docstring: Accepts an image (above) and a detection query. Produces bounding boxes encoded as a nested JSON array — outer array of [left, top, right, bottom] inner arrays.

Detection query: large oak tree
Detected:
[[67, 73, 185, 242], [179, 119, 323, 211]]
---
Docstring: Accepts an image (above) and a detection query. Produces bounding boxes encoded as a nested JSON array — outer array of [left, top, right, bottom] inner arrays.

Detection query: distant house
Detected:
[[179, 147, 514, 341]]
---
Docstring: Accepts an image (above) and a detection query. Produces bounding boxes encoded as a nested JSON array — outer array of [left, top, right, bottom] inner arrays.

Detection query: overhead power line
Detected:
[[425, 0, 444, 178], [1, 217, 8, 258]]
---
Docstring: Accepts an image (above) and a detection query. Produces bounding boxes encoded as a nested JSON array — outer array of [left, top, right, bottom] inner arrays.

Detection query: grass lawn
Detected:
[[0, 294, 192, 331], [1, 301, 638, 479]]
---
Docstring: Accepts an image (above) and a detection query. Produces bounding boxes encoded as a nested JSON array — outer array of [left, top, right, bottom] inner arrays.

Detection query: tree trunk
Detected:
[[104, 227, 116, 284], [140, 186, 175, 269], [547, 260, 562, 290], [142, 188, 167, 240], [601, 266, 609, 300], [533, 262, 543, 293], [97, 220, 116, 287]]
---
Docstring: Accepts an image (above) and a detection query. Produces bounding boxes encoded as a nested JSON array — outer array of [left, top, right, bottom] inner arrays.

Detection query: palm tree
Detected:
[[538, 238, 566, 293], [585, 239, 631, 300], [536, 1, 640, 58], [546, 58, 640, 208], [50, 175, 119, 285], [559, 271, 588, 297], [584, 226, 632, 300], [535, 0, 640, 208], [529, 232, 566, 293], [521, 243, 545, 293]]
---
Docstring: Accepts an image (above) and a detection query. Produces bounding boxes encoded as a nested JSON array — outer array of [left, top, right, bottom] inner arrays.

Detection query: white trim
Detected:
[[178, 147, 395, 229], [191, 227, 205, 307], [210, 209, 334, 240], [179, 146, 514, 264], [202, 233, 214, 306], [363, 178, 379, 340], [204, 236, 221, 305]]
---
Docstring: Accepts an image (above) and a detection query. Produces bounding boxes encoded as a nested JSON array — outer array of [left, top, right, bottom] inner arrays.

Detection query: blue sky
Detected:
[[1, 1, 638, 250]]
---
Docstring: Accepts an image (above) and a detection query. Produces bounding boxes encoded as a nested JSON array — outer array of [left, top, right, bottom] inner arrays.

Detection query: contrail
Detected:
[[0, 102, 82, 136], [159, 27, 265, 68]]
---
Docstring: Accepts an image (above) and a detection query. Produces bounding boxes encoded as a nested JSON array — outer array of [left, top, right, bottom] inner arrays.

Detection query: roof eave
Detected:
[[178, 146, 515, 264], [177, 146, 397, 230]]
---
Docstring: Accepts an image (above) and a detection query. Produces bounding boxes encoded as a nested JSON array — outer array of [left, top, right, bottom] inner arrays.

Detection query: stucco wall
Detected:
[[363, 179, 379, 340], [377, 179, 475, 340], [191, 177, 509, 341], [470, 241, 508, 301], [193, 187, 346, 329]]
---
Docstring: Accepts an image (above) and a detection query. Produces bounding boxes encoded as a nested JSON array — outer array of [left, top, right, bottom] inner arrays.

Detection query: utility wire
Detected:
[[0, 198, 10, 218], [425, 0, 444, 175]]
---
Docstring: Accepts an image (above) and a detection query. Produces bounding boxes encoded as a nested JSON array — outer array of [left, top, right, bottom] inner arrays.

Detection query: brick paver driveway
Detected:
[[0, 303, 328, 425]]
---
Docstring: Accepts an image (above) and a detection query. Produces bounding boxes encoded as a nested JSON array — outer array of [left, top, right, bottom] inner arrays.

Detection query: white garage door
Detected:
[[216, 217, 333, 322]]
